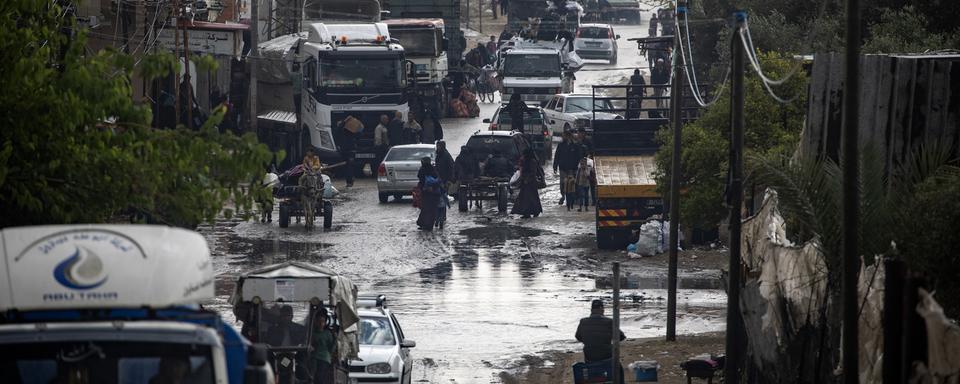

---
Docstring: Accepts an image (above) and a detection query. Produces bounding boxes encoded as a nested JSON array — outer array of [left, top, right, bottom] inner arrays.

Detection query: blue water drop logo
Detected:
[[53, 247, 108, 290]]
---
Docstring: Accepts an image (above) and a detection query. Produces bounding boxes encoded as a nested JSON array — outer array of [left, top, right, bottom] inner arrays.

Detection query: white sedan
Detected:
[[377, 144, 436, 203], [348, 297, 415, 384]]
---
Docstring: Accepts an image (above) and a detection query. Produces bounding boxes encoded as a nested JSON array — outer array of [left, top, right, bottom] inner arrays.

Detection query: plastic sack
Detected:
[[509, 170, 521, 185], [630, 220, 669, 256], [321, 174, 338, 198]]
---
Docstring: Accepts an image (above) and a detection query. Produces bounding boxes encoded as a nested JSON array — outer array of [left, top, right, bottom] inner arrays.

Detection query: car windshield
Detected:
[[389, 29, 440, 56], [359, 317, 397, 345], [578, 27, 610, 39], [466, 136, 519, 160], [321, 57, 402, 89], [1, 341, 214, 384], [502, 54, 560, 77], [386, 147, 436, 162], [565, 97, 615, 113]]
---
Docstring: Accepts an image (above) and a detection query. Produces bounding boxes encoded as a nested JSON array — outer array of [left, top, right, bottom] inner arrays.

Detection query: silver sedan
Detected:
[[377, 144, 436, 203]]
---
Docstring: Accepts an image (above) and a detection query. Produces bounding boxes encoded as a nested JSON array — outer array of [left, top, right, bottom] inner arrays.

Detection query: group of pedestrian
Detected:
[[554, 129, 596, 211], [336, 110, 443, 188], [374, 111, 422, 165]]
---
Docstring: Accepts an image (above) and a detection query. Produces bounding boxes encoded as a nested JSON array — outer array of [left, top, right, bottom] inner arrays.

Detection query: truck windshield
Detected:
[[502, 54, 560, 77], [389, 29, 440, 57], [321, 57, 402, 90], [1, 341, 214, 384]]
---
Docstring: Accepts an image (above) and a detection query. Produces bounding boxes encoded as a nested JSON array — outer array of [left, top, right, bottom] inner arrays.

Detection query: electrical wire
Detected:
[[739, 19, 802, 86], [674, 7, 730, 107], [737, 27, 800, 104]]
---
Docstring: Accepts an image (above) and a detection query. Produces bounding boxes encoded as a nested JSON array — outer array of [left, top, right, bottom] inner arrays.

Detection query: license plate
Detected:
[[586, 41, 602, 45], [355, 153, 376, 159]]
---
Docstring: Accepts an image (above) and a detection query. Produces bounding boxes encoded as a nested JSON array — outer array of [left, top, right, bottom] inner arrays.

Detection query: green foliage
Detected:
[[653, 52, 807, 229], [0, 1, 275, 228], [862, 6, 960, 54]]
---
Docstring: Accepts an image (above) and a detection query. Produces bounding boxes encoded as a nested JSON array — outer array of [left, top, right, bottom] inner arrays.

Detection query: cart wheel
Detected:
[[497, 184, 509, 213], [323, 201, 333, 229], [458, 191, 468, 212], [379, 193, 389, 203], [279, 205, 290, 228]]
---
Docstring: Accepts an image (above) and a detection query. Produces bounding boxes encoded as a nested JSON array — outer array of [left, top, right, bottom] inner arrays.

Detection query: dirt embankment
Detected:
[[501, 333, 725, 384]]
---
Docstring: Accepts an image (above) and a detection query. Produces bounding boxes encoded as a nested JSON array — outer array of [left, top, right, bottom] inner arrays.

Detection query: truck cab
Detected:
[[383, 18, 449, 117], [299, 22, 409, 172], [499, 48, 566, 106], [0, 225, 273, 384]]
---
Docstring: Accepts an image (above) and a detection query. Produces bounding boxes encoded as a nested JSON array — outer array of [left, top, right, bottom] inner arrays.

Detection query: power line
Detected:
[[674, 7, 730, 107], [737, 28, 800, 104]]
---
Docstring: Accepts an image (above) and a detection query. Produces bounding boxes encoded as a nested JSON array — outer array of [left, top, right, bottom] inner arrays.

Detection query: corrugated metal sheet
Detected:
[[257, 109, 297, 124]]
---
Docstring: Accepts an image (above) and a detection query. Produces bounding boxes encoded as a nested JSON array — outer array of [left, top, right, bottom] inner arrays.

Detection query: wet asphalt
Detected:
[[200, 24, 727, 383]]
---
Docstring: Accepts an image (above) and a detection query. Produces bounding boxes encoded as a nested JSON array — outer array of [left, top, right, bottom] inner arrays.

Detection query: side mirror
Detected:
[[380, 10, 391, 19], [243, 343, 272, 384], [550, 120, 556, 124], [483, 118, 491, 123], [401, 339, 417, 348], [615, 34, 621, 40], [442, 38, 449, 51]]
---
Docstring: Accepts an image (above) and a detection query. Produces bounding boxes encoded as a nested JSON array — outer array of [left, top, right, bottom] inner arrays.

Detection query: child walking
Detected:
[[575, 157, 593, 211], [563, 174, 578, 211]]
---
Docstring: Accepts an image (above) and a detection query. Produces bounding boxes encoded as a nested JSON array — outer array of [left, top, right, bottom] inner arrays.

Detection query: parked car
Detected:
[[464, 131, 533, 167], [349, 295, 415, 384], [484, 104, 552, 163], [543, 93, 622, 136], [573, 24, 620, 64], [377, 144, 436, 203]]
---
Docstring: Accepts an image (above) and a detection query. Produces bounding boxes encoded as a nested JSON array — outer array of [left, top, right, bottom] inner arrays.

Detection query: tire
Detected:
[[497, 184, 509, 213], [379, 192, 389, 203], [278, 205, 290, 228], [458, 191, 469, 212], [322, 201, 333, 229]]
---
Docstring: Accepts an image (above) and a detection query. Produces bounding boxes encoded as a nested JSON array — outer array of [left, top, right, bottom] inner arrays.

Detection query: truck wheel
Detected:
[[323, 201, 333, 229], [379, 192, 389, 203], [497, 184, 509, 213], [279, 205, 290, 228], [458, 192, 469, 212]]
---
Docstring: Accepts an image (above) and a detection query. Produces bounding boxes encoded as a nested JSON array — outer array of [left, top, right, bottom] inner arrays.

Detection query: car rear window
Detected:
[[385, 147, 435, 162], [578, 27, 609, 39], [466, 136, 519, 159], [496, 110, 544, 132]]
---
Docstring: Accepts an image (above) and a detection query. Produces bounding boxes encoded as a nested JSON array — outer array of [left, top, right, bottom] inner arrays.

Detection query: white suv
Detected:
[[543, 93, 622, 136], [573, 24, 620, 64], [349, 295, 415, 384]]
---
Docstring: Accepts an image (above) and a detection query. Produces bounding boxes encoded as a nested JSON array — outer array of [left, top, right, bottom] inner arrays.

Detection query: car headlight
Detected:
[[366, 363, 392, 374]]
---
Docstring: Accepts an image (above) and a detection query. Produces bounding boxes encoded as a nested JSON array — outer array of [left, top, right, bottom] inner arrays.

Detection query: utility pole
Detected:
[[724, 10, 746, 384], [666, 1, 685, 342], [174, 0, 181, 127], [184, 11, 192, 129], [250, 0, 260, 134], [479, 0, 483, 34], [842, 0, 861, 381], [612, 262, 621, 384]]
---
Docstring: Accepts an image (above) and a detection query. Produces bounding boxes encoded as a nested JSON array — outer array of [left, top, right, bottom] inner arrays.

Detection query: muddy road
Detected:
[[200, 24, 727, 383]]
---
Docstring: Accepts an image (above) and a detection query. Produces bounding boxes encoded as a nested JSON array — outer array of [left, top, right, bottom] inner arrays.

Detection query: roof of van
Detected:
[[0, 225, 214, 312]]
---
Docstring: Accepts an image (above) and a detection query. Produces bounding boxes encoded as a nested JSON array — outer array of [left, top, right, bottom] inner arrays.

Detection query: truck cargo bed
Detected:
[[595, 155, 658, 198]]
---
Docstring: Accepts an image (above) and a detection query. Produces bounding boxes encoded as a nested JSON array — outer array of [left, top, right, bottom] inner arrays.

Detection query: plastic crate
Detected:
[[573, 360, 615, 384], [633, 366, 657, 382]]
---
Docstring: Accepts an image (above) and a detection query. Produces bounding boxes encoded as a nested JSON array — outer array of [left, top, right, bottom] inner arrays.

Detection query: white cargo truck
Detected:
[[0, 225, 273, 384]]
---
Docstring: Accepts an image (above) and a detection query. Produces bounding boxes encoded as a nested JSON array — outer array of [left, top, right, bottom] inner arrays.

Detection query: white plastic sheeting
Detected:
[[911, 288, 960, 383]]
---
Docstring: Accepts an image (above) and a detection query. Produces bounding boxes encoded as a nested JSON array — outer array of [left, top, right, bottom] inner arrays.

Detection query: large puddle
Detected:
[[204, 234, 726, 383]]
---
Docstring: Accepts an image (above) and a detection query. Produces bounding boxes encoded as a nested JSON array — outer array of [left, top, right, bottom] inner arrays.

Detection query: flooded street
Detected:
[[199, 23, 727, 383]]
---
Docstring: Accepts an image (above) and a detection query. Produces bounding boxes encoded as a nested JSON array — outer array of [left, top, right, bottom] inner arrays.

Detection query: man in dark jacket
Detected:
[[454, 146, 480, 183], [575, 300, 626, 383], [387, 111, 404, 147], [435, 140, 455, 184], [553, 131, 584, 205], [628, 69, 646, 118]]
